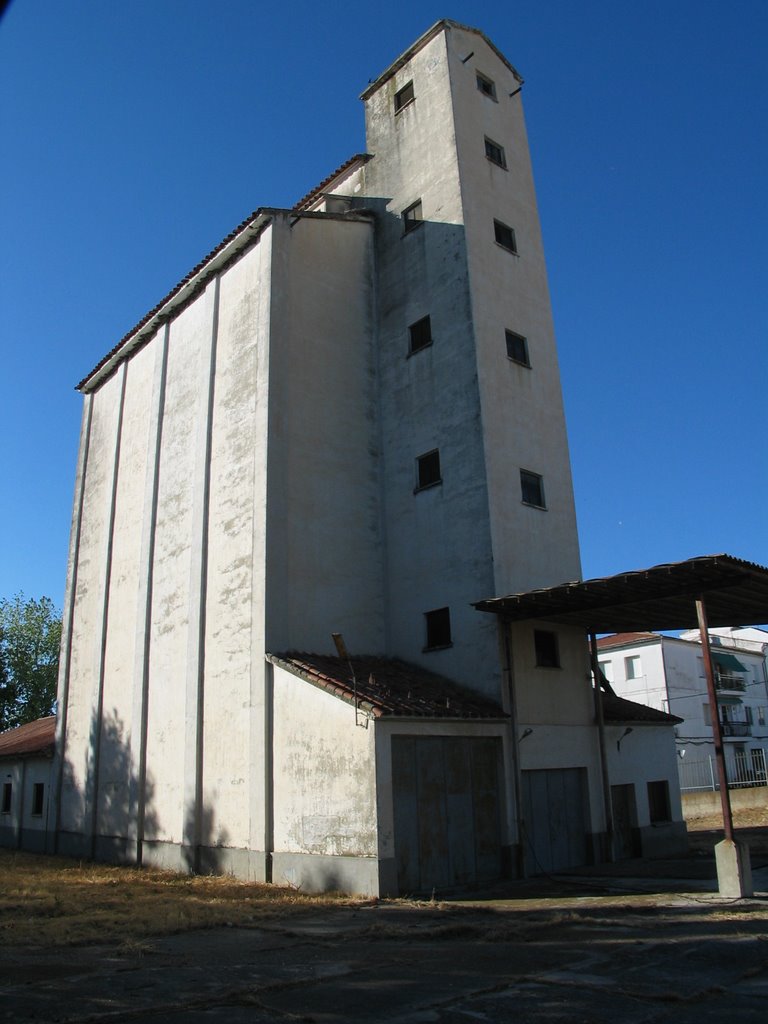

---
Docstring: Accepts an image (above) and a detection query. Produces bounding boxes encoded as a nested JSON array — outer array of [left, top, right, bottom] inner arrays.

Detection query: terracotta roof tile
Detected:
[[0, 716, 56, 758], [268, 653, 507, 720], [596, 632, 660, 649]]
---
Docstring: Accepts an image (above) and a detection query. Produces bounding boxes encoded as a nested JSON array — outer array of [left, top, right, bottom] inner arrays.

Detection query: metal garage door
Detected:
[[391, 736, 503, 895], [521, 767, 590, 875]]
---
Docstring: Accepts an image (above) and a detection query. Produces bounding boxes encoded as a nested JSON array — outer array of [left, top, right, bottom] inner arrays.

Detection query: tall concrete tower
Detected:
[[359, 21, 581, 690], [48, 21, 599, 892]]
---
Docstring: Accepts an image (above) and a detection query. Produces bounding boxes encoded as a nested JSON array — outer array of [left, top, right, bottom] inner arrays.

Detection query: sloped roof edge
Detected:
[[0, 716, 56, 759], [360, 19, 523, 101], [601, 692, 683, 726], [78, 154, 372, 395], [267, 653, 508, 720], [475, 554, 768, 634]]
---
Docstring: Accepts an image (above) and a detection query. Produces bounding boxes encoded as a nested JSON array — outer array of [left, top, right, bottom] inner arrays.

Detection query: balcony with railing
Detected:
[[715, 671, 747, 693], [721, 720, 752, 737]]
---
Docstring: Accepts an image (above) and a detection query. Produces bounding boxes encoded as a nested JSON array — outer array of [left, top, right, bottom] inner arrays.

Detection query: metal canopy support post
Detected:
[[589, 632, 615, 862], [695, 596, 734, 840], [696, 594, 752, 897]]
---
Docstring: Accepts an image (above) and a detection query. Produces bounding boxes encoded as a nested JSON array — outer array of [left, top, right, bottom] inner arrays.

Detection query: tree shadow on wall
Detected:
[[183, 800, 230, 875]]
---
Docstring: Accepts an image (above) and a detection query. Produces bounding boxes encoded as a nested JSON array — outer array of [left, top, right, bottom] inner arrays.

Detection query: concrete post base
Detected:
[[715, 838, 753, 898]]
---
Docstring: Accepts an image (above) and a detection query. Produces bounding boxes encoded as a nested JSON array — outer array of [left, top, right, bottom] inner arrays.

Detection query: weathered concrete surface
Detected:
[[4, 859, 768, 1023]]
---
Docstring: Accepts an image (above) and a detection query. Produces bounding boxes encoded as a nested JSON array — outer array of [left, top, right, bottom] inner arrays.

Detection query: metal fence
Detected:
[[678, 747, 767, 792]]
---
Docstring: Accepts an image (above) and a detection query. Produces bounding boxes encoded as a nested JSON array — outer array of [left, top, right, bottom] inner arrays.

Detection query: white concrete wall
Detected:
[[606, 724, 683, 827], [271, 664, 377, 860], [200, 235, 272, 854], [143, 286, 216, 846], [0, 758, 52, 845], [446, 24, 582, 596], [599, 641, 668, 710], [361, 29, 500, 695], [60, 369, 123, 833], [97, 340, 156, 838], [265, 212, 384, 655]]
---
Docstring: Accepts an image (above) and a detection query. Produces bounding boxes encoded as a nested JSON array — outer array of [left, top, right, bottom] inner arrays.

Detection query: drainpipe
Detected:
[[589, 632, 614, 861], [502, 619, 525, 877]]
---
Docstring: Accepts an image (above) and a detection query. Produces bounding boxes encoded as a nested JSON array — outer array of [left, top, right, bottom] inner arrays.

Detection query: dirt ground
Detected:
[[2, 816, 768, 1022]]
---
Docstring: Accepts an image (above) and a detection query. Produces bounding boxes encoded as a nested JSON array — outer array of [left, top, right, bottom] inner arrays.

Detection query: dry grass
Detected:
[[0, 849, 357, 948], [686, 806, 768, 831]]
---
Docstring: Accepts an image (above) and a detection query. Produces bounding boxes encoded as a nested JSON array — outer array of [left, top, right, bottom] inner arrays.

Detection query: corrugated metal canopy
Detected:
[[473, 554, 768, 633]]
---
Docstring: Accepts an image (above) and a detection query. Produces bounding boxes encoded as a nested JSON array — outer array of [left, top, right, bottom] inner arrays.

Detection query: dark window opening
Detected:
[[394, 80, 415, 113], [485, 137, 506, 168], [476, 72, 497, 99], [403, 200, 423, 233], [520, 469, 545, 508], [408, 315, 432, 354], [1, 783, 11, 815], [415, 449, 441, 491], [494, 219, 517, 253], [534, 629, 560, 668], [31, 782, 44, 817], [425, 607, 452, 650], [647, 780, 671, 823], [505, 330, 530, 366]]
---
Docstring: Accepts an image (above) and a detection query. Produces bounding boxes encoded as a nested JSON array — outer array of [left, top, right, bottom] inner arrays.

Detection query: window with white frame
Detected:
[[625, 655, 642, 680]]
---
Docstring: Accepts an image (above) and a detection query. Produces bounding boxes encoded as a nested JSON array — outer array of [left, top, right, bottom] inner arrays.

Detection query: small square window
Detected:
[[485, 137, 506, 168], [424, 607, 452, 650], [494, 219, 517, 253], [408, 315, 432, 355], [1, 782, 11, 815], [598, 660, 614, 683], [520, 469, 545, 508], [625, 655, 642, 680], [534, 629, 560, 668], [505, 330, 529, 366], [403, 200, 423, 234], [647, 780, 671, 823], [476, 72, 497, 99], [31, 782, 44, 817], [415, 449, 441, 491], [394, 81, 415, 113]]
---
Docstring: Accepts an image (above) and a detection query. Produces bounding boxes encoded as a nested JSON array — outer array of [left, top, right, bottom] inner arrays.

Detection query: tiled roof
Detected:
[[0, 716, 56, 758], [77, 154, 371, 393], [293, 153, 371, 211], [268, 653, 507, 720], [596, 632, 661, 649], [601, 693, 681, 726]]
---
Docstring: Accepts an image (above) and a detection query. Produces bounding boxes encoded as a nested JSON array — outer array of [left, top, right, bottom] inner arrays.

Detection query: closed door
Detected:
[[392, 736, 502, 894]]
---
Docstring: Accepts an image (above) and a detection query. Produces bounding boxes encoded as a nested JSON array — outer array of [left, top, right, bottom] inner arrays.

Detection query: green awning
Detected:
[[716, 694, 743, 706], [712, 652, 749, 673]]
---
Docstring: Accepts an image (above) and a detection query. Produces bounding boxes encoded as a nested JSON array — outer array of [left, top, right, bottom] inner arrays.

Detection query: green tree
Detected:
[[0, 594, 61, 732]]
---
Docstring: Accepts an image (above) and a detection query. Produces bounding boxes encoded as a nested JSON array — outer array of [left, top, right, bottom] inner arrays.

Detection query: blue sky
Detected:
[[1, 0, 766, 610]]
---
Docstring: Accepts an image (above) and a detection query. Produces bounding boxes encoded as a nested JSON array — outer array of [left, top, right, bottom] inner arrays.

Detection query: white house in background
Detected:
[[0, 717, 56, 852], [597, 632, 768, 784], [601, 693, 684, 860], [44, 20, 687, 895]]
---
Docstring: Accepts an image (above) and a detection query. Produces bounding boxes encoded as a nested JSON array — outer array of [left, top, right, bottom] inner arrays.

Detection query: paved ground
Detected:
[[4, 842, 768, 1023]]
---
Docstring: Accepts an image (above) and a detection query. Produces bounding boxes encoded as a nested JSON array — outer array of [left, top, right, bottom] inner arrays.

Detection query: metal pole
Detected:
[[589, 632, 615, 861], [696, 596, 734, 841]]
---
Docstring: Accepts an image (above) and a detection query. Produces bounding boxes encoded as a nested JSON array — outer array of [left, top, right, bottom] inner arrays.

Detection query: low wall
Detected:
[[682, 787, 768, 819]]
